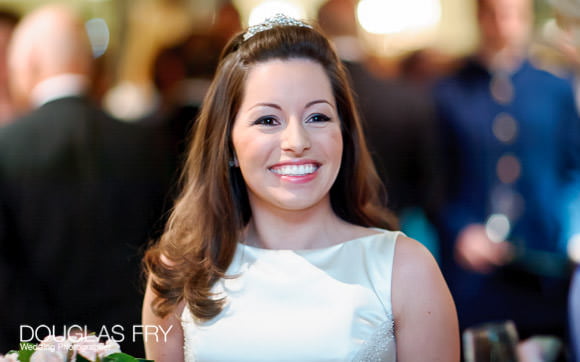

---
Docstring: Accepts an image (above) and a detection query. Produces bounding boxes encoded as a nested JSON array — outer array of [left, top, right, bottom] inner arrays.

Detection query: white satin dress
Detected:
[[181, 229, 399, 362]]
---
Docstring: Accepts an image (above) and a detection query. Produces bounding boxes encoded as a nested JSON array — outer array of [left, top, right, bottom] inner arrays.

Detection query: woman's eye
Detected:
[[253, 116, 278, 126], [308, 113, 331, 123]]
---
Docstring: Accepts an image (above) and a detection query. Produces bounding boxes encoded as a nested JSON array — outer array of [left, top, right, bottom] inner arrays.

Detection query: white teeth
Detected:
[[270, 164, 318, 176]]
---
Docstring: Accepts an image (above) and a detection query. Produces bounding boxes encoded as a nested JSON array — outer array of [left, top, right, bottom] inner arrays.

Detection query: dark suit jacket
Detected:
[[345, 61, 443, 219], [0, 97, 173, 356]]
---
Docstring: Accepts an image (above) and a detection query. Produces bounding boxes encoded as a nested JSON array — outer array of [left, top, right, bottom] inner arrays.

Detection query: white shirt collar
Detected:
[[31, 74, 90, 108]]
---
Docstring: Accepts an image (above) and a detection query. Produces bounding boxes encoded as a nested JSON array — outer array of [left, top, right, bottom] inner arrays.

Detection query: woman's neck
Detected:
[[243, 197, 353, 250]]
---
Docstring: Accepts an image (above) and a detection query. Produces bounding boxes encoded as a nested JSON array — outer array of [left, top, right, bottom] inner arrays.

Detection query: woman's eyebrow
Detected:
[[305, 99, 334, 109], [248, 102, 281, 111]]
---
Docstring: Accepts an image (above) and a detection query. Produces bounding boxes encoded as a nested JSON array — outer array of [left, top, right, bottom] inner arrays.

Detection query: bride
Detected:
[[142, 14, 459, 361]]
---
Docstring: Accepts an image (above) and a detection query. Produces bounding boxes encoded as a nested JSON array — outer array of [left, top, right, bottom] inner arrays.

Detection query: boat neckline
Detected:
[[237, 228, 391, 253]]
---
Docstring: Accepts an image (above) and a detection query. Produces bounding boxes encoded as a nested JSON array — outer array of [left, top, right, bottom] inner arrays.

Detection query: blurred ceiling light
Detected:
[[357, 0, 441, 34], [248, 1, 305, 26], [85, 18, 110, 58]]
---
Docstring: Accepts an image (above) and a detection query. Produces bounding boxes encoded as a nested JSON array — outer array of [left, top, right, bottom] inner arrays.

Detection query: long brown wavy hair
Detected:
[[143, 20, 397, 321]]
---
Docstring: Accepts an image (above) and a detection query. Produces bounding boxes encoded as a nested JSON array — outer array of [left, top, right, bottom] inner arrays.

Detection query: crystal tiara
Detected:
[[243, 13, 313, 41]]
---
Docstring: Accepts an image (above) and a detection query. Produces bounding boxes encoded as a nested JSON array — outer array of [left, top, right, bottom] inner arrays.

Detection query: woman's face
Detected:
[[231, 58, 343, 214]]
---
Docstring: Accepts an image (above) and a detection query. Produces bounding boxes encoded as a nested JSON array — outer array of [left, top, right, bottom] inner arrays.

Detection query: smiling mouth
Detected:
[[269, 164, 319, 176]]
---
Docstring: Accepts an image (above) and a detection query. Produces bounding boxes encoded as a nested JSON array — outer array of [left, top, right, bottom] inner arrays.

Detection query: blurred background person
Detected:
[[317, 0, 444, 257], [0, 9, 18, 126], [0, 4, 171, 356], [399, 47, 458, 90], [432, 0, 580, 351], [548, 1, 580, 360], [150, 1, 242, 190]]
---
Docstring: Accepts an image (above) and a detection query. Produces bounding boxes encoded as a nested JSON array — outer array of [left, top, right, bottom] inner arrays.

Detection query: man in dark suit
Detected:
[[0, 5, 171, 356]]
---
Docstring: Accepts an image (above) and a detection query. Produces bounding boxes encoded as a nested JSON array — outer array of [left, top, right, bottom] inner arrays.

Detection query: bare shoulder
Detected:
[[392, 234, 460, 360], [391, 234, 448, 312], [393, 234, 439, 274]]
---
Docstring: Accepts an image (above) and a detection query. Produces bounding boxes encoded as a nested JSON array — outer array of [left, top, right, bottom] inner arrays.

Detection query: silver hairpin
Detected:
[[243, 13, 312, 41]]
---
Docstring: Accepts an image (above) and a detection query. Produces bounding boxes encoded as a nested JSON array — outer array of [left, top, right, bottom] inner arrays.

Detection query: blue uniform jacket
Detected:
[[433, 57, 580, 335], [435, 58, 580, 268]]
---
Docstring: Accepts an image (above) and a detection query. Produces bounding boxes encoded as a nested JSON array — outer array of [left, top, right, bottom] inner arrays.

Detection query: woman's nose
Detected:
[[281, 119, 311, 155]]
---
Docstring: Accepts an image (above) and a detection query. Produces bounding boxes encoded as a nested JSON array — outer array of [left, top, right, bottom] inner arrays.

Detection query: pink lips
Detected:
[[269, 160, 321, 184]]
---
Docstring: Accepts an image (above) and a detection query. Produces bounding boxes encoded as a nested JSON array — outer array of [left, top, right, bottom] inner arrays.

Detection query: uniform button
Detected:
[[490, 185, 525, 221], [493, 113, 518, 144], [497, 153, 521, 184]]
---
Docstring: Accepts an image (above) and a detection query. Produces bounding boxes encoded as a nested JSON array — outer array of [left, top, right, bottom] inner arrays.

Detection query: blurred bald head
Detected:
[[8, 4, 93, 111]]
